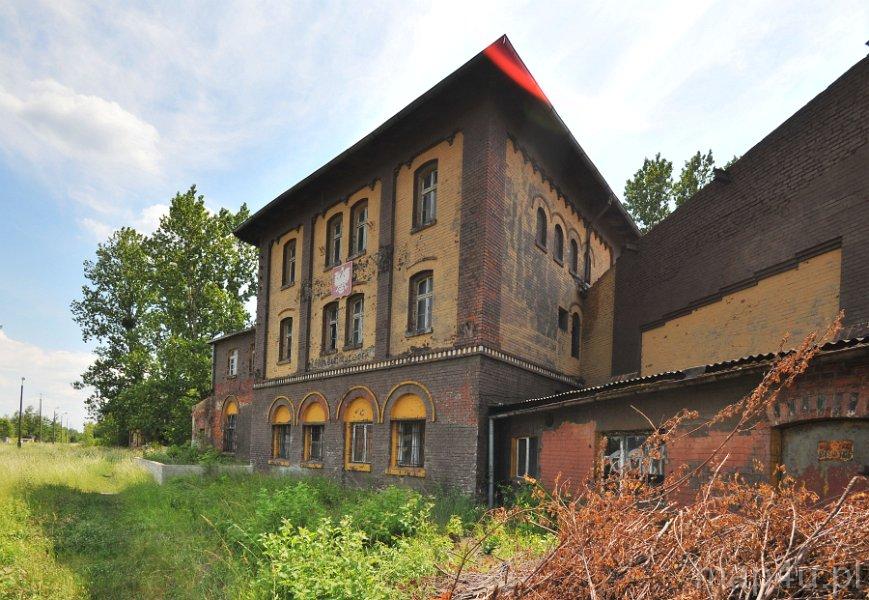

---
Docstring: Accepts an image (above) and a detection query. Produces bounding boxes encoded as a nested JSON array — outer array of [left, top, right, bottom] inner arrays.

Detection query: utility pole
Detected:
[[16, 377, 24, 448], [38, 394, 43, 443]]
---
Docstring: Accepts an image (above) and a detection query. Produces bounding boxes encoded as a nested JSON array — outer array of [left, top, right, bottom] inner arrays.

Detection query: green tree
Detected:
[[673, 150, 715, 207], [623, 153, 673, 232], [72, 186, 257, 445], [623, 150, 720, 231], [0, 416, 12, 439]]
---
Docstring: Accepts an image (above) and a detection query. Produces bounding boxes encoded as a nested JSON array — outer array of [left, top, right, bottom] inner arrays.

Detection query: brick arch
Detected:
[[268, 396, 294, 424], [381, 381, 436, 423], [221, 395, 239, 416], [335, 385, 380, 423], [297, 391, 330, 423]]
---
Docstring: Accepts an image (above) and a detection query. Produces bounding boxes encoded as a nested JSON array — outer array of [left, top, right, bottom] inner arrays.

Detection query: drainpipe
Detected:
[[487, 416, 495, 508]]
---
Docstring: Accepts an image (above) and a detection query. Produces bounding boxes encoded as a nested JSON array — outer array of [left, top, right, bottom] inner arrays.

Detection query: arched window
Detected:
[[350, 200, 368, 256], [326, 214, 342, 267], [390, 394, 426, 472], [569, 239, 579, 274], [343, 396, 375, 470], [409, 271, 434, 334], [345, 294, 364, 348], [583, 245, 592, 283], [301, 398, 327, 464], [271, 402, 292, 460], [282, 239, 296, 286], [536, 207, 547, 248], [553, 225, 564, 263], [414, 161, 438, 228], [222, 400, 238, 453], [571, 312, 581, 359], [279, 316, 293, 362], [322, 302, 339, 353]]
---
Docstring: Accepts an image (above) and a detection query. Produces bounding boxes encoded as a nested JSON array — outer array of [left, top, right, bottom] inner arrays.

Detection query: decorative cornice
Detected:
[[253, 344, 581, 390]]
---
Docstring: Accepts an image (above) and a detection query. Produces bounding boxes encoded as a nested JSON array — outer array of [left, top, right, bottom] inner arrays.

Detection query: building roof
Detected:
[[491, 335, 869, 416], [209, 326, 255, 345], [234, 35, 640, 245]]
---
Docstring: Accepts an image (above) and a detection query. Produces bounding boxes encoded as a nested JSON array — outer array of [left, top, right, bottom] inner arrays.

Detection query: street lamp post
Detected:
[[16, 377, 24, 448]]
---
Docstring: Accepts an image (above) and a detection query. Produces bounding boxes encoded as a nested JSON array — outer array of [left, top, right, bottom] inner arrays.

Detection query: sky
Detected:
[[0, 1, 866, 430]]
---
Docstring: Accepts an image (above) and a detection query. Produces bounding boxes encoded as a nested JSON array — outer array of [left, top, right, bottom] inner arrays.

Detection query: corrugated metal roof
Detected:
[[492, 336, 869, 413]]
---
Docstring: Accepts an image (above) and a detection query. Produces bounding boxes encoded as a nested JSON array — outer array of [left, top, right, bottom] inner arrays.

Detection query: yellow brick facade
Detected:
[[579, 266, 615, 386], [266, 226, 303, 379], [389, 135, 463, 353], [308, 183, 382, 370], [499, 141, 613, 376], [641, 248, 842, 375]]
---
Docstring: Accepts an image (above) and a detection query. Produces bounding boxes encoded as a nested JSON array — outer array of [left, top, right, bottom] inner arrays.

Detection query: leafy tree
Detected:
[[623, 150, 720, 231], [72, 186, 257, 445], [0, 417, 12, 439], [673, 150, 715, 207]]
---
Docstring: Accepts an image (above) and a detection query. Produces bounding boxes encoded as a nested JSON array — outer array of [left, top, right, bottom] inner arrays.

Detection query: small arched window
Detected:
[[343, 396, 375, 469], [571, 312, 581, 359], [350, 200, 368, 256], [536, 207, 547, 248], [326, 214, 343, 267], [282, 239, 296, 286], [390, 394, 426, 470], [554, 225, 564, 263], [583, 245, 592, 283], [271, 403, 292, 460], [222, 400, 238, 453], [409, 271, 434, 334], [301, 399, 327, 463], [569, 239, 579, 274]]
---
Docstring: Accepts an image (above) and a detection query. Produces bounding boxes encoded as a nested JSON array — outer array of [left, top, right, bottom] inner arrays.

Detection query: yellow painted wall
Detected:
[[579, 266, 615, 386], [641, 248, 842, 375], [390, 136, 463, 353], [499, 141, 613, 376], [266, 226, 303, 378], [309, 183, 382, 370]]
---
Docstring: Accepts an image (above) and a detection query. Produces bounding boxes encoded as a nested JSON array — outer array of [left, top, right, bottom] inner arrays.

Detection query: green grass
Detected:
[[0, 445, 546, 599]]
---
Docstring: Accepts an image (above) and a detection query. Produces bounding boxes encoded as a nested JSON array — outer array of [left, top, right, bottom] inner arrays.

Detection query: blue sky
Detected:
[[0, 1, 865, 429]]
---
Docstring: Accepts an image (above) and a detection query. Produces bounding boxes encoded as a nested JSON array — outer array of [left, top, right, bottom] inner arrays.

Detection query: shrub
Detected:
[[349, 486, 430, 546]]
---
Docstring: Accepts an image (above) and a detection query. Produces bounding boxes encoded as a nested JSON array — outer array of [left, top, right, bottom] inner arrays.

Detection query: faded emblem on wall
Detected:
[[817, 439, 854, 461]]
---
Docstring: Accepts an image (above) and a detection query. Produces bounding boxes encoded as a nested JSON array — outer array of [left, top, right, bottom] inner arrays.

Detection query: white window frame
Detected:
[[327, 215, 342, 267], [602, 432, 665, 479], [417, 166, 437, 226], [348, 295, 364, 347], [324, 303, 338, 352], [515, 437, 532, 478], [228, 349, 239, 376], [350, 422, 370, 464], [413, 274, 433, 333], [397, 420, 424, 467], [352, 203, 368, 255], [280, 317, 293, 361]]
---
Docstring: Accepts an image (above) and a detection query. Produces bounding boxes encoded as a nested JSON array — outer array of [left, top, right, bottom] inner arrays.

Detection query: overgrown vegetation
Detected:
[[440, 315, 869, 599], [0, 445, 547, 599]]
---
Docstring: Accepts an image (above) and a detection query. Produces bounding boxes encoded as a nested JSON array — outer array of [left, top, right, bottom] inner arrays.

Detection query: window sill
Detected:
[[226, 374, 238, 380], [535, 241, 548, 253], [323, 262, 342, 273], [343, 343, 363, 351], [301, 461, 323, 469], [269, 459, 292, 467], [347, 249, 367, 261], [320, 349, 337, 357], [280, 282, 296, 291], [405, 328, 433, 339], [387, 466, 426, 478], [410, 219, 437, 234], [554, 257, 564, 266], [345, 462, 371, 473], [276, 358, 293, 366]]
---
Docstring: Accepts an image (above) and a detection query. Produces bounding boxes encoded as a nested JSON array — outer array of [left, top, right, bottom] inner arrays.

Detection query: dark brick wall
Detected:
[[202, 330, 256, 454], [613, 57, 869, 375]]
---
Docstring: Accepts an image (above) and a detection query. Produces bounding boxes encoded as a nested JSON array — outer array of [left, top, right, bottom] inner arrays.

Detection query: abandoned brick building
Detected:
[[193, 37, 868, 503]]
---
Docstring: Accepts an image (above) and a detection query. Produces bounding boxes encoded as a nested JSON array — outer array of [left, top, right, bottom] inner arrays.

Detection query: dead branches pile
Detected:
[[438, 316, 868, 599]]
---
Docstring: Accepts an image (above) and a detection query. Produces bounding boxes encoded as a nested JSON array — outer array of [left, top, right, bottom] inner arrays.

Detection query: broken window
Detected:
[[601, 432, 665, 484]]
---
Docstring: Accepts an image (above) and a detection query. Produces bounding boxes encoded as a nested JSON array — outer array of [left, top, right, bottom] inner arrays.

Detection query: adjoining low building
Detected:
[[195, 36, 869, 502]]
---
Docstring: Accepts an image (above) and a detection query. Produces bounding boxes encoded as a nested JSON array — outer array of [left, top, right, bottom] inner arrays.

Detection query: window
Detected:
[[389, 393, 427, 475], [414, 162, 437, 228], [301, 399, 327, 464], [350, 423, 370, 463], [536, 207, 547, 248], [304, 424, 324, 461], [345, 295, 364, 348], [350, 201, 368, 256], [409, 271, 433, 334], [228, 349, 238, 376], [569, 239, 579, 274], [558, 307, 568, 332], [571, 313, 581, 359], [554, 225, 564, 263], [343, 395, 374, 471], [282, 239, 296, 286], [583, 245, 592, 283], [222, 401, 238, 453], [601, 432, 665, 484], [326, 214, 343, 267], [511, 436, 539, 478], [323, 302, 339, 353], [279, 317, 293, 362], [271, 403, 292, 460]]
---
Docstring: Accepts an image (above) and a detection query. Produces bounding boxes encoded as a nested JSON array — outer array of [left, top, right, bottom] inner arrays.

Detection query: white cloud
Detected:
[[0, 330, 93, 430]]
